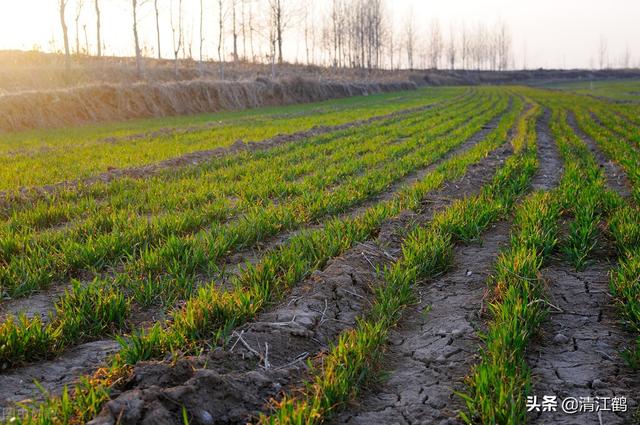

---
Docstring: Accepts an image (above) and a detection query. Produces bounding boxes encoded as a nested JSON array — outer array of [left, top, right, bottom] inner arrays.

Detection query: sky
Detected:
[[0, 0, 638, 69]]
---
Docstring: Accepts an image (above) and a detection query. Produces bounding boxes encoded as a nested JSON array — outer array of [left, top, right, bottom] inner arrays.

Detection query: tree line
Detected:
[[55, 0, 629, 75]]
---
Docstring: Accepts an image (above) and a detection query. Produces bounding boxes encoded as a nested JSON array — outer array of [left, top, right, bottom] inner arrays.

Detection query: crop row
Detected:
[[573, 103, 640, 202], [0, 92, 525, 425], [463, 92, 637, 423], [0, 91, 477, 226], [0, 92, 501, 298], [0, 93, 513, 363], [261, 98, 540, 424], [0, 87, 465, 192]]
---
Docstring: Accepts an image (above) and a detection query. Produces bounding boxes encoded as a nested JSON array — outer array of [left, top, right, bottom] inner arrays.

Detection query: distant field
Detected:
[[545, 78, 640, 102], [0, 87, 461, 191], [0, 84, 639, 424]]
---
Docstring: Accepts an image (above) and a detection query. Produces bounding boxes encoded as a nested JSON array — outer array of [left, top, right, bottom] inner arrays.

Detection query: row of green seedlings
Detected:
[[0, 93, 525, 425], [569, 100, 640, 366], [0, 94, 515, 369], [598, 95, 640, 366], [562, 94, 640, 369], [0, 93, 498, 298], [0, 87, 465, 206], [572, 103, 640, 202], [0, 88, 469, 228], [562, 96, 640, 367], [590, 104, 640, 148], [0, 96, 465, 239], [461, 99, 625, 423], [611, 102, 640, 127], [0, 94, 499, 301], [259, 101, 540, 424]]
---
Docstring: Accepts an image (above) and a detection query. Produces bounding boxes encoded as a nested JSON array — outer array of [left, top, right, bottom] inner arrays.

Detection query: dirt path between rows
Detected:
[[333, 108, 561, 425], [526, 263, 639, 424], [335, 220, 512, 425], [81, 113, 518, 424]]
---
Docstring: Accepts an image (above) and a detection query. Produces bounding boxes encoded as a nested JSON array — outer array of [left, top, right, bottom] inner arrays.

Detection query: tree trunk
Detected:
[[75, 18, 80, 54], [83, 24, 89, 55], [95, 0, 101, 57], [218, 0, 224, 79], [155, 0, 161, 59], [132, 0, 142, 77], [276, 0, 283, 64], [199, 0, 204, 64], [232, 0, 238, 61], [59, 0, 70, 70]]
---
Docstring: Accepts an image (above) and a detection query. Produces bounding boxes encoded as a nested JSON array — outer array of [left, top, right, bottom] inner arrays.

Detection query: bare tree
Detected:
[[302, 0, 313, 64], [496, 20, 511, 71], [232, 0, 239, 61], [403, 11, 415, 69], [131, 0, 143, 77], [199, 0, 204, 63], [74, 0, 84, 54], [427, 19, 443, 69], [446, 23, 456, 70], [170, 0, 183, 76], [598, 35, 608, 70], [59, 0, 71, 70], [470, 22, 487, 70], [217, 0, 225, 77], [154, 0, 162, 59], [622, 44, 631, 69], [94, 0, 101, 57], [240, 0, 248, 60], [83, 23, 89, 54], [268, 0, 285, 64], [248, 0, 256, 61]]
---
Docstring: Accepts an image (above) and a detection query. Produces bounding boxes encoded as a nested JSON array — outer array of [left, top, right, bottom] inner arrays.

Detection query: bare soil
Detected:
[[526, 263, 639, 424]]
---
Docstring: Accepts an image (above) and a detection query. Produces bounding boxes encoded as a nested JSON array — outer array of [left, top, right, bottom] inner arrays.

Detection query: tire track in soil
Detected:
[[566, 111, 632, 199], [526, 108, 639, 425], [80, 114, 517, 425], [333, 108, 561, 425]]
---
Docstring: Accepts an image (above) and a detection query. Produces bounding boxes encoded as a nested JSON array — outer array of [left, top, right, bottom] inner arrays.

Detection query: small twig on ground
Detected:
[[264, 342, 270, 370], [382, 250, 397, 261], [230, 330, 263, 361], [276, 352, 310, 370], [527, 298, 563, 312], [338, 287, 370, 305], [362, 251, 377, 270], [228, 330, 244, 353], [287, 295, 303, 307]]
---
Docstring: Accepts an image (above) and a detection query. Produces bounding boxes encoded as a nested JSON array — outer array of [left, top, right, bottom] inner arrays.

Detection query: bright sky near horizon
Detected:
[[0, 0, 638, 69]]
